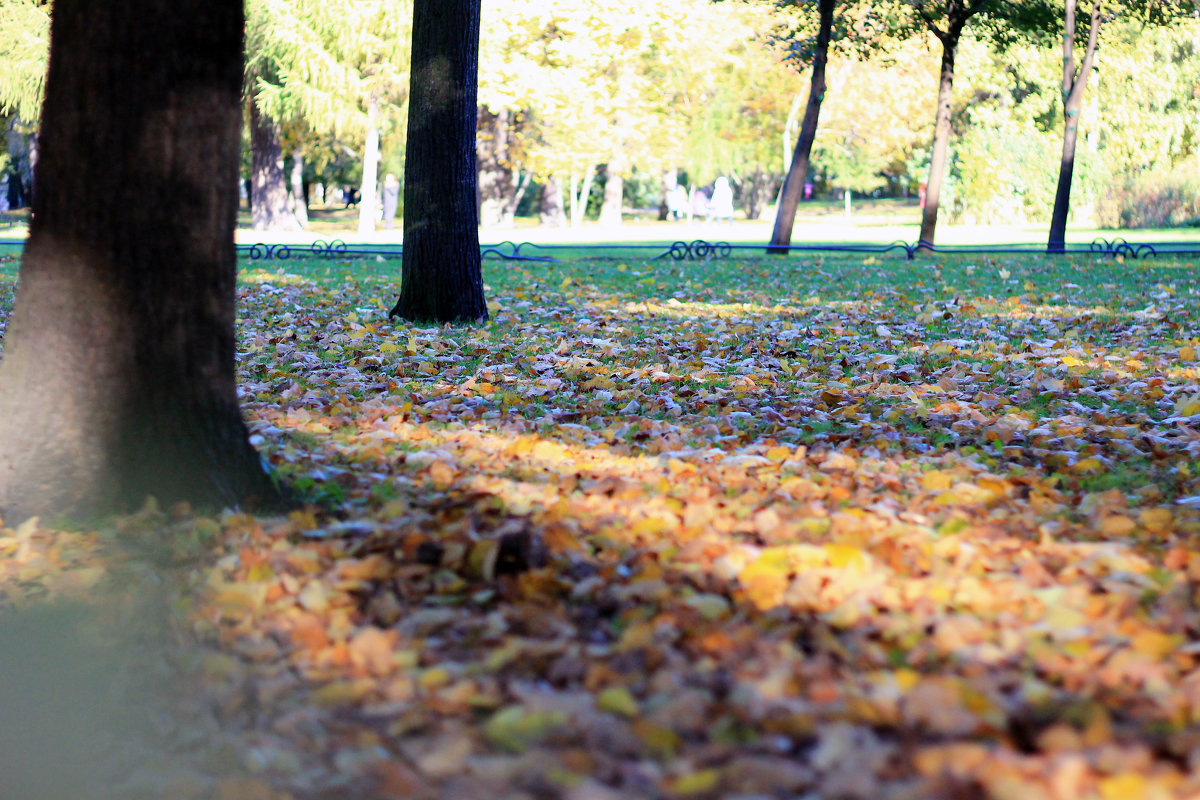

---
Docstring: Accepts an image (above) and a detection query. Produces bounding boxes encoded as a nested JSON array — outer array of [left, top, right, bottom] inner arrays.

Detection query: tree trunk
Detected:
[[539, 174, 566, 227], [0, 0, 281, 522], [657, 170, 675, 221], [478, 105, 518, 228], [357, 97, 381, 237], [389, 0, 487, 324], [290, 146, 308, 228], [917, 28, 962, 251], [743, 169, 777, 221], [250, 102, 300, 232], [768, 0, 834, 254], [570, 165, 597, 228], [1048, 0, 1101, 254], [500, 170, 530, 227], [598, 160, 624, 226]]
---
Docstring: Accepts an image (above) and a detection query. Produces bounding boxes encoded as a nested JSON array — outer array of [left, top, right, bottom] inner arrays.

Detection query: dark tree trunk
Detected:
[[389, 0, 487, 324], [917, 29, 961, 250], [0, 0, 281, 521], [250, 102, 300, 232], [539, 175, 566, 227], [915, 0, 989, 252], [768, 0, 834, 254], [290, 146, 308, 228], [1048, 0, 1101, 254]]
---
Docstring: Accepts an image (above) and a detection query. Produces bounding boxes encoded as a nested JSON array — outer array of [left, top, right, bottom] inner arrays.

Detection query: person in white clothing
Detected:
[[708, 176, 734, 224]]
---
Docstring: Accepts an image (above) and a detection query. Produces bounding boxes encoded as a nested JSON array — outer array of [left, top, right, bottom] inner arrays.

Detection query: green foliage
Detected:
[[0, 0, 49, 120], [1095, 168, 1200, 228], [246, 0, 412, 141]]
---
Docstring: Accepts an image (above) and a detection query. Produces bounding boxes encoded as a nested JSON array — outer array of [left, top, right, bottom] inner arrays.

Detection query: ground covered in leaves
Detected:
[[3, 250, 1200, 799]]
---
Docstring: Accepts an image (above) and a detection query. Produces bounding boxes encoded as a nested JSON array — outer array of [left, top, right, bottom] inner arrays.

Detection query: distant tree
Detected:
[[247, 0, 411, 237], [389, 0, 488, 324], [767, 0, 910, 252], [768, 0, 835, 252], [1045, 0, 1194, 252], [0, 0, 281, 520], [906, 0, 993, 250]]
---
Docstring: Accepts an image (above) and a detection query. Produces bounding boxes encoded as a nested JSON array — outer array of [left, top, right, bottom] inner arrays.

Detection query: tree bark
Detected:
[[501, 170, 530, 226], [598, 159, 624, 226], [250, 102, 301, 232], [478, 106, 517, 228], [539, 174, 566, 227], [389, 0, 487, 324], [917, 26, 962, 250], [357, 97, 381, 237], [0, 0, 281, 522], [768, 0, 834, 254], [1048, 0, 1101, 254], [290, 146, 308, 228], [743, 170, 778, 221]]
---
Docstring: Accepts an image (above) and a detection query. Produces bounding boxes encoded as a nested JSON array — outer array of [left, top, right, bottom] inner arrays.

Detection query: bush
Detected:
[[1095, 169, 1200, 228]]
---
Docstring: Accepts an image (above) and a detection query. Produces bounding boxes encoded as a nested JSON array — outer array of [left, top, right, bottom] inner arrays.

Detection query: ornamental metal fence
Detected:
[[237, 236, 1200, 263]]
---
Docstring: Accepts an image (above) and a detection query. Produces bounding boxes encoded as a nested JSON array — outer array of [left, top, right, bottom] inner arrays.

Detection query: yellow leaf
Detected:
[[824, 543, 870, 572], [1138, 507, 1173, 535], [1099, 772, 1147, 800], [380, 341, 400, 353], [738, 557, 789, 611], [895, 669, 920, 692], [213, 582, 268, 614], [1174, 394, 1200, 417], [632, 719, 681, 760], [1181, 345, 1197, 362], [595, 686, 640, 718], [1044, 605, 1087, 633], [1072, 457, 1104, 473], [1098, 515, 1137, 536], [419, 667, 453, 690], [429, 461, 456, 488], [1130, 630, 1180, 659], [921, 471, 955, 491], [668, 769, 721, 796], [765, 446, 792, 463], [484, 706, 569, 753], [312, 679, 375, 707]]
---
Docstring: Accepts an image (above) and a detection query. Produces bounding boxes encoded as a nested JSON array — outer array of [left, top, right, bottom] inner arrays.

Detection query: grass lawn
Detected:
[[2, 246, 1200, 798]]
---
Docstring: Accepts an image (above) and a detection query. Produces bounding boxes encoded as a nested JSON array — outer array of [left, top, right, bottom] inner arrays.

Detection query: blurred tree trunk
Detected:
[[598, 158, 624, 226], [250, 101, 300, 232], [290, 146, 308, 228], [357, 97, 381, 237], [768, 0, 833, 254], [569, 165, 597, 228], [478, 106, 517, 228], [915, 0, 984, 252], [1048, 0, 1100, 254], [0, 0, 282, 521], [389, 0, 487, 324], [539, 175, 566, 227], [742, 170, 778, 221]]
